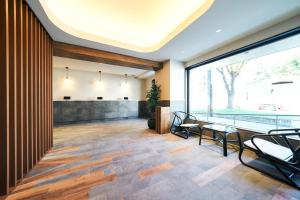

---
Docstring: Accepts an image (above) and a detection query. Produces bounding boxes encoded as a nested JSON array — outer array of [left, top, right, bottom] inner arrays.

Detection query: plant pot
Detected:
[[147, 118, 155, 129]]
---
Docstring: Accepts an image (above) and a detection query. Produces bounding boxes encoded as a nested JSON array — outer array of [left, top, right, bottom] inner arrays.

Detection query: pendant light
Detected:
[[99, 70, 102, 82], [65, 67, 69, 79]]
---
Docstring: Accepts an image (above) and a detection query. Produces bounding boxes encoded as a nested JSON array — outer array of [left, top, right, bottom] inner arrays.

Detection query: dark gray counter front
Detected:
[[54, 101, 138, 125]]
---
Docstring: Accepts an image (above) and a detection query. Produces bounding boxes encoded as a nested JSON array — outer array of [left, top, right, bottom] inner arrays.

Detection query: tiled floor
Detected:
[[4, 119, 300, 200]]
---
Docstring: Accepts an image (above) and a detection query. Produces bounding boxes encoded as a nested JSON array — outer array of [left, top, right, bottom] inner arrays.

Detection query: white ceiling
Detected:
[[39, 0, 212, 52], [27, 0, 300, 62], [53, 56, 155, 79]]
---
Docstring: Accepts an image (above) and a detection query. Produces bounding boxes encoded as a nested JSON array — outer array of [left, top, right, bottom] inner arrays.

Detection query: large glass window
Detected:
[[189, 33, 300, 132]]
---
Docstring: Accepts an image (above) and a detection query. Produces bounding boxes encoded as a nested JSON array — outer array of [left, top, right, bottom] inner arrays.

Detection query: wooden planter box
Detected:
[[155, 106, 170, 134]]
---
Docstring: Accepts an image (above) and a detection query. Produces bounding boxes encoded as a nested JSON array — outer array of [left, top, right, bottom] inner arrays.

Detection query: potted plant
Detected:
[[146, 79, 161, 129]]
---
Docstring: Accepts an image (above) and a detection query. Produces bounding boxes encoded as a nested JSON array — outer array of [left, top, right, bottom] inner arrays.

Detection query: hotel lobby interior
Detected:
[[1, 0, 300, 199]]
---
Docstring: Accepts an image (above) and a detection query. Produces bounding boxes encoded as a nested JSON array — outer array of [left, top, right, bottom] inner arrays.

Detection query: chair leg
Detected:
[[239, 147, 246, 165], [236, 132, 242, 150], [239, 147, 260, 169], [185, 128, 189, 139]]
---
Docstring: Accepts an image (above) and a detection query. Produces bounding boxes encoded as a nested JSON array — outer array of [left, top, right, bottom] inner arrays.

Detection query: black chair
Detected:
[[170, 111, 200, 139], [239, 128, 300, 188]]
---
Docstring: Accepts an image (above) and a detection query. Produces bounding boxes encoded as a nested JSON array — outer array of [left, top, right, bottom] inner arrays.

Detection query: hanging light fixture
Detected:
[[65, 67, 69, 79], [98, 70, 102, 82], [125, 73, 128, 84]]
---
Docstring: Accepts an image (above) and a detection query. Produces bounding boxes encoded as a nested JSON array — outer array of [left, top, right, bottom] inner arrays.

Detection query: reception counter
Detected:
[[54, 100, 139, 125]]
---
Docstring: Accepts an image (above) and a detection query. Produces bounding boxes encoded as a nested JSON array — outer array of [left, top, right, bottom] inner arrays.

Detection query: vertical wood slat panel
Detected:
[[48, 34, 50, 153], [16, 0, 24, 180], [41, 26, 44, 157], [8, 0, 17, 187], [49, 38, 51, 147], [22, 2, 29, 175], [44, 30, 47, 155], [0, 0, 10, 195], [28, 10, 33, 170], [0, 0, 53, 195], [38, 23, 43, 160], [44, 31, 47, 154], [42, 28, 48, 155], [46, 35, 49, 151], [32, 7, 36, 166], [35, 19, 41, 161], [50, 40, 53, 147], [46, 35, 49, 152]]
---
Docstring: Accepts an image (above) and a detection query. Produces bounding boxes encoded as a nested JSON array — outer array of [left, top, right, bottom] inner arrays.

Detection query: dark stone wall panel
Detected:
[[54, 101, 139, 125]]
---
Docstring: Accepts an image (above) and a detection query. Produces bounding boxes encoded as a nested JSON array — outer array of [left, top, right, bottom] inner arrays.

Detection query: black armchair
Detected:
[[239, 128, 300, 188], [170, 111, 200, 139]]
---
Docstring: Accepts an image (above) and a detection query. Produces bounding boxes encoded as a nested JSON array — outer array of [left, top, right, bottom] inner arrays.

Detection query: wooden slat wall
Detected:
[[0, 0, 53, 195]]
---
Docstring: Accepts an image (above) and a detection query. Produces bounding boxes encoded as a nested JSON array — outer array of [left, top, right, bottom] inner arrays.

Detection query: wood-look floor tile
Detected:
[[162, 133, 181, 141], [101, 150, 132, 160], [169, 146, 192, 155], [14, 157, 112, 192], [34, 155, 91, 169], [138, 162, 174, 180], [192, 159, 239, 187], [7, 170, 116, 200], [49, 146, 80, 154]]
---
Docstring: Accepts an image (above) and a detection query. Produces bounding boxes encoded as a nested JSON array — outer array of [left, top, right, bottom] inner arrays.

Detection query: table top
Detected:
[[202, 124, 238, 133]]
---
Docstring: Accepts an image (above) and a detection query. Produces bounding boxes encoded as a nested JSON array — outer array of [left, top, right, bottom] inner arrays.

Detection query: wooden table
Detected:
[[199, 124, 242, 156]]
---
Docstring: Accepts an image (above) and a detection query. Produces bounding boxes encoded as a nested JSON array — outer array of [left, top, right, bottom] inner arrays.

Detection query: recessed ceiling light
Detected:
[[216, 29, 222, 33], [181, 50, 185, 54]]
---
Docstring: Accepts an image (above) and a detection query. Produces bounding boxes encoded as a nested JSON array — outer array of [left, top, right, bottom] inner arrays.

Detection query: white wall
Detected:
[[170, 60, 185, 101], [53, 68, 143, 101]]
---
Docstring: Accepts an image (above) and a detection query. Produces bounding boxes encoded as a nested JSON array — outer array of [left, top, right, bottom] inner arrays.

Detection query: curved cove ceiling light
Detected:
[[39, 0, 214, 52]]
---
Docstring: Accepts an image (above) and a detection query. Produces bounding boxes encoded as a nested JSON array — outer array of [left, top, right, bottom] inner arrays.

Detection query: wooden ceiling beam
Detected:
[[53, 42, 162, 71]]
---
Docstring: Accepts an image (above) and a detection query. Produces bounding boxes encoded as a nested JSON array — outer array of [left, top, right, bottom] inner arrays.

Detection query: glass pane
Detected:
[[189, 33, 300, 132]]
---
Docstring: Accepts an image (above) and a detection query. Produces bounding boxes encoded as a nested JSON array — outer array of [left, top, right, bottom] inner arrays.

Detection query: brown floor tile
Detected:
[[138, 162, 174, 180]]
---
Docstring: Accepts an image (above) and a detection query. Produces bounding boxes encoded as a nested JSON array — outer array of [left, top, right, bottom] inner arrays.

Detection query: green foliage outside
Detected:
[[252, 58, 300, 83]]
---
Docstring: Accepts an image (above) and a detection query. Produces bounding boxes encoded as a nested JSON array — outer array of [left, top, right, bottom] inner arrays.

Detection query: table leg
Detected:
[[213, 130, 216, 140], [236, 131, 242, 150], [223, 135, 227, 157], [199, 128, 203, 145]]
